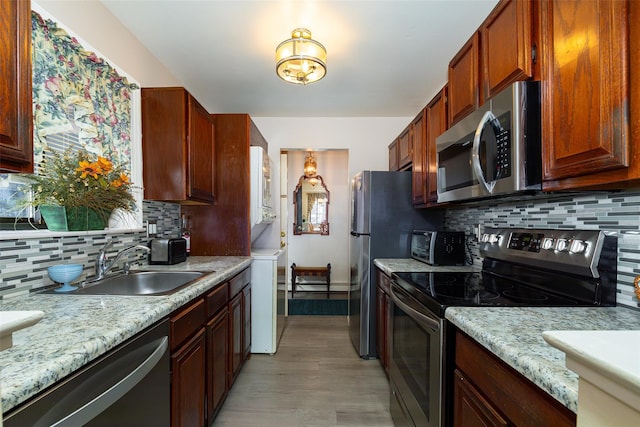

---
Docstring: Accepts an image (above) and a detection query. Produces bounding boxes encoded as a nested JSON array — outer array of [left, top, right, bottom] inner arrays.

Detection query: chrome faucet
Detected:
[[91, 241, 150, 281]]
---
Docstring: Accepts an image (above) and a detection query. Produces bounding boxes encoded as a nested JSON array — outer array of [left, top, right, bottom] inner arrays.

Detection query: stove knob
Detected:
[[481, 233, 491, 243], [489, 234, 501, 244], [569, 239, 587, 254], [555, 238, 568, 252], [541, 238, 555, 250]]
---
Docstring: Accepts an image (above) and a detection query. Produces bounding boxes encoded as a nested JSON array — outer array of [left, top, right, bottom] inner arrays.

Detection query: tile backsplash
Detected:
[[0, 201, 181, 299], [445, 191, 640, 310]]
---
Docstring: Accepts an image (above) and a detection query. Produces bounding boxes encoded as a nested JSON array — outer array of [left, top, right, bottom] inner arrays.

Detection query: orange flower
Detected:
[[97, 156, 113, 174], [110, 173, 130, 188], [76, 160, 100, 179]]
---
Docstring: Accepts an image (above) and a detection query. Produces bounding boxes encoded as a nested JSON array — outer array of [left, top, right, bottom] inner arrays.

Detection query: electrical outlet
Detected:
[[146, 220, 158, 238], [473, 224, 482, 241]]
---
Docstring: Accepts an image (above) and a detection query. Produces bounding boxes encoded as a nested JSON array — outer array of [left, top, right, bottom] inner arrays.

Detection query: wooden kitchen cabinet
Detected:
[[228, 267, 251, 386], [0, 0, 33, 173], [448, 32, 480, 127], [411, 110, 427, 206], [425, 86, 448, 205], [171, 328, 206, 427], [388, 139, 399, 171], [206, 307, 229, 421], [453, 329, 576, 427], [540, 0, 639, 191], [375, 268, 391, 375], [448, 0, 536, 127], [141, 87, 215, 204], [182, 114, 268, 256], [170, 268, 249, 426], [480, 0, 536, 101], [398, 127, 412, 170]]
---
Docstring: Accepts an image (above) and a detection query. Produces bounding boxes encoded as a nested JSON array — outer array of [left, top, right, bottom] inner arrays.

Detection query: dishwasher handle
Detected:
[[390, 283, 441, 333], [51, 336, 169, 427]]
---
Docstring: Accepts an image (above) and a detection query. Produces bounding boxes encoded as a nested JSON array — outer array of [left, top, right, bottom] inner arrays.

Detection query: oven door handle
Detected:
[[390, 284, 440, 333]]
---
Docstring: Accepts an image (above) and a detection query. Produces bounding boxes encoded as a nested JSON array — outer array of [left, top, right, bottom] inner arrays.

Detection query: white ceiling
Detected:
[[101, 0, 499, 117]]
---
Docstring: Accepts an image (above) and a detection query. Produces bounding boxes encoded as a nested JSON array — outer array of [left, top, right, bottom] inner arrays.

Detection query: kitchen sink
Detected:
[[70, 271, 206, 296]]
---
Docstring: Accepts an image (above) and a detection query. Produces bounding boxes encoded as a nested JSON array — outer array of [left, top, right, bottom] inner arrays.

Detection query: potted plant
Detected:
[[26, 148, 135, 231]]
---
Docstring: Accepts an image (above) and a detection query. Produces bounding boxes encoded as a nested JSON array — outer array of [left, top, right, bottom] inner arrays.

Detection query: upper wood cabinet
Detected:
[[540, 0, 638, 190], [425, 86, 448, 205], [448, 0, 537, 127], [388, 139, 398, 171], [0, 0, 33, 173], [141, 87, 215, 204], [398, 127, 412, 170], [411, 110, 427, 206], [448, 32, 480, 127], [481, 0, 535, 101]]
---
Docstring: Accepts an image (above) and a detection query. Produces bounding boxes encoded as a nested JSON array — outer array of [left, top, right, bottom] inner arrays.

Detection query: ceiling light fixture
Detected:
[[276, 28, 327, 85], [303, 152, 318, 178]]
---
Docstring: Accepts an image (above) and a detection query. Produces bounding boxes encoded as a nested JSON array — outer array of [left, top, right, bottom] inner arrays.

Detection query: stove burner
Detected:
[[501, 288, 550, 302], [433, 285, 500, 301]]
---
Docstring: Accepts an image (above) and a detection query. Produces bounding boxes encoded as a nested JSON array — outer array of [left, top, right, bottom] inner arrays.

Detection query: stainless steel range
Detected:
[[388, 228, 618, 427]]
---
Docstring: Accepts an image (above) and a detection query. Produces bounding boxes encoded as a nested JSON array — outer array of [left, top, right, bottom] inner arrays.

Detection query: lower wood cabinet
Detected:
[[171, 328, 206, 427], [453, 329, 576, 427], [375, 268, 391, 375], [170, 267, 250, 426]]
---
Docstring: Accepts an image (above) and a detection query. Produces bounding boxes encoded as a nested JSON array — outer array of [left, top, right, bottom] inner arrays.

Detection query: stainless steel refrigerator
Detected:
[[349, 171, 443, 358]]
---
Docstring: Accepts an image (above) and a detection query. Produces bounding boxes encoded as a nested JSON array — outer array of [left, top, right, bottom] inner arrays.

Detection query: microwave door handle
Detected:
[[472, 110, 497, 194]]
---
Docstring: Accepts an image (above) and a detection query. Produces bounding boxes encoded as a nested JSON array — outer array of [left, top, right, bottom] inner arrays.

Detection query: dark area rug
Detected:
[[288, 299, 348, 315]]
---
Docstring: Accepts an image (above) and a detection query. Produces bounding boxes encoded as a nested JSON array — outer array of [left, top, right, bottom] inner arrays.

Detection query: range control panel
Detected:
[[479, 228, 616, 278]]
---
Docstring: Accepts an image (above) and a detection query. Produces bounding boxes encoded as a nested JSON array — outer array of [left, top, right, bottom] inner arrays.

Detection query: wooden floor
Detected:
[[213, 316, 394, 426]]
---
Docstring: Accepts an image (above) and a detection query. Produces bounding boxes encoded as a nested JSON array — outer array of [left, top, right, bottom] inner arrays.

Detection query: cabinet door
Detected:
[[171, 328, 206, 427], [206, 308, 228, 423], [0, 0, 32, 173], [229, 292, 243, 385], [481, 0, 534, 102], [375, 285, 385, 368], [398, 127, 412, 170], [188, 96, 215, 203], [242, 284, 251, 361], [448, 32, 480, 126], [453, 369, 510, 427], [388, 139, 399, 171], [411, 110, 427, 206], [540, 0, 632, 190], [426, 87, 448, 204]]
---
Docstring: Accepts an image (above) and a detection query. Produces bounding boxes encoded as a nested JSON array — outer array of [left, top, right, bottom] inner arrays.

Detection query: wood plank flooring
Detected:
[[213, 316, 394, 426]]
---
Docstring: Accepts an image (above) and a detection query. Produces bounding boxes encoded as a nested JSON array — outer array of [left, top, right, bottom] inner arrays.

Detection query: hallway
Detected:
[[213, 316, 394, 426]]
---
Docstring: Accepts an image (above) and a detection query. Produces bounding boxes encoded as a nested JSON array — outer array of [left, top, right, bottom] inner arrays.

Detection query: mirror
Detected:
[[293, 175, 330, 235]]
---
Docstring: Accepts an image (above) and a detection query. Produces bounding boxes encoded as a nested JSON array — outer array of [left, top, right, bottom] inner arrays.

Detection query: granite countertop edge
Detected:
[[374, 258, 640, 414], [0, 256, 251, 413]]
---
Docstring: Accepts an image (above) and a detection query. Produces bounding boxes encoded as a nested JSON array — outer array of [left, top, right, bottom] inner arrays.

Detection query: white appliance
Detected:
[[250, 146, 276, 243], [250, 248, 287, 354]]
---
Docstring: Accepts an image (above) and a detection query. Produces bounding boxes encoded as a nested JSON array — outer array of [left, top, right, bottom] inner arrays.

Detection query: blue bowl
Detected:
[[48, 264, 83, 287]]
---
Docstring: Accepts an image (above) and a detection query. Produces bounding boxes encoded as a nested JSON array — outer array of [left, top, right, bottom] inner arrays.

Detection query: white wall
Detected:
[[252, 117, 411, 290], [34, 0, 180, 87]]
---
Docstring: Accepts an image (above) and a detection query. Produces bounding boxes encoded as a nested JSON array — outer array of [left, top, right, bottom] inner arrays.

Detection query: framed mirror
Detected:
[[293, 175, 330, 235]]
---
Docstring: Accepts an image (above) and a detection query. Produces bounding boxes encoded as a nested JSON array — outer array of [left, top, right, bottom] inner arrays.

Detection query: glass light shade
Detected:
[[304, 153, 318, 177], [276, 28, 327, 85]]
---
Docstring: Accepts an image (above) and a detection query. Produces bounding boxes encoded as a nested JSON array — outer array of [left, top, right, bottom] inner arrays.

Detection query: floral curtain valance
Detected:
[[31, 11, 139, 172]]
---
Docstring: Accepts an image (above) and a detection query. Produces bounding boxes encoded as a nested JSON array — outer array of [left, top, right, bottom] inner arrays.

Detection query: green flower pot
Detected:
[[39, 205, 68, 231], [66, 207, 111, 231]]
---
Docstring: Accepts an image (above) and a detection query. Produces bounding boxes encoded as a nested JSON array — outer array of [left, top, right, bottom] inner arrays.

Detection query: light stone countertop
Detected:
[[373, 258, 480, 276], [0, 256, 251, 413], [373, 258, 640, 414]]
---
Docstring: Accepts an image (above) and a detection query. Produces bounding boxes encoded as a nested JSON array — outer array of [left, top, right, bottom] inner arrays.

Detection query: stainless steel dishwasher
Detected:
[[3, 319, 170, 426]]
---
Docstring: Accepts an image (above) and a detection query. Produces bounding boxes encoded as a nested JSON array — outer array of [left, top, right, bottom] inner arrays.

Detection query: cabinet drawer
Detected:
[[229, 268, 250, 298], [171, 299, 206, 351], [206, 282, 229, 318]]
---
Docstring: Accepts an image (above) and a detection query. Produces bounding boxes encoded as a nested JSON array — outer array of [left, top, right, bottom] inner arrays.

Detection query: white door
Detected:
[[279, 152, 289, 315]]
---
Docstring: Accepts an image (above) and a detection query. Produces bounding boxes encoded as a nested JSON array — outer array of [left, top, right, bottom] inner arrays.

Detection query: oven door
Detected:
[[389, 282, 443, 427]]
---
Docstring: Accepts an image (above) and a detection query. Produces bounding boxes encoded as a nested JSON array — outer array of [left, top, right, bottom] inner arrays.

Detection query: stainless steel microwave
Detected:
[[436, 81, 541, 203]]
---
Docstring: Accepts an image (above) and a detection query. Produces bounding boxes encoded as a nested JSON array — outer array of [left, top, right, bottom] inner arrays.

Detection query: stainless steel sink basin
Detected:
[[72, 271, 206, 296]]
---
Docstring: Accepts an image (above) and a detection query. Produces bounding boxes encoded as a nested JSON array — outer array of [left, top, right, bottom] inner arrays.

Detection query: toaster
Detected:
[[149, 238, 187, 265]]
